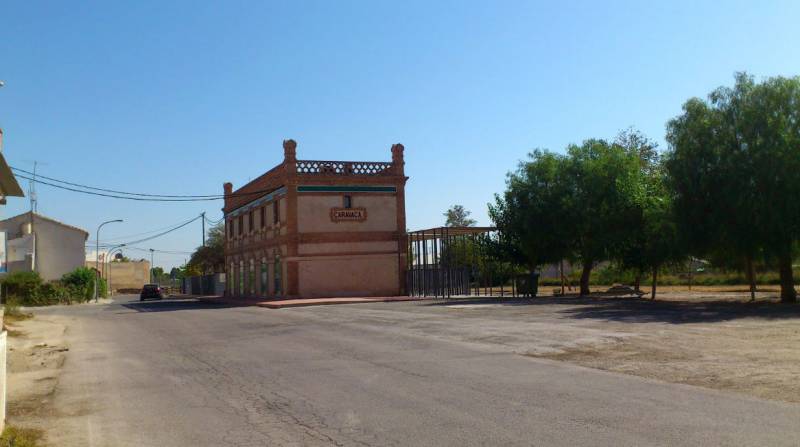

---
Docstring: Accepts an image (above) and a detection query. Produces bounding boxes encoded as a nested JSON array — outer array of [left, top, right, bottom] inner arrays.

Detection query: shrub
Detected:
[[0, 267, 107, 306], [62, 267, 106, 300], [0, 425, 44, 446], [3, 298, 32, 322], [1, 272, 43, 301]]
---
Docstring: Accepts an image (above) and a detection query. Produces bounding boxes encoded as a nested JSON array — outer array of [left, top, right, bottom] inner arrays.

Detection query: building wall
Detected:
[[6, 234, 33, 274], [0, 213, 88, 281], [296, 194, 397, 233], [31, 217, 88, 281], [102, 261, 150, 291], [292, 192, 401, 297], [297, 254, 399, 297], [223, 140, 408, 299]]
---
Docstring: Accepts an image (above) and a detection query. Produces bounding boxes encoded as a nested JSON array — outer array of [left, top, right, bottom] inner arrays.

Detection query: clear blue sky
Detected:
[[2, 1, 799, 269]]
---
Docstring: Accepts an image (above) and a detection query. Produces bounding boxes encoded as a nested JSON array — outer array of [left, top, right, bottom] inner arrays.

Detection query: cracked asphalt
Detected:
[[33, 295, 800, 446]]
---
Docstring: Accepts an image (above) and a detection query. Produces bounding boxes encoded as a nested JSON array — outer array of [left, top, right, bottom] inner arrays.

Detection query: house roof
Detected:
[[0, 152, 24, 197], [2, 211, 89, 237]]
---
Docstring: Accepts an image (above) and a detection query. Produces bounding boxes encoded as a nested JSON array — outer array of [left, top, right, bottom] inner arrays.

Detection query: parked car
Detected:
[[140, 284, 164, 301]]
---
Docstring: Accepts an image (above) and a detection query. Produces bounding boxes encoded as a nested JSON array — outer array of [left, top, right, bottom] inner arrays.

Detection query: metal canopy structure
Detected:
[[407, 226, 528, 298]]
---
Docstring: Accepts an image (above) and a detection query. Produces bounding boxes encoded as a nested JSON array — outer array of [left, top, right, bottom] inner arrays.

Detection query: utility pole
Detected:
[[149, 248, 155, 284], [201, 212, 206, 248], [29, 161, 38, 213], [27, 161, 45, 273]]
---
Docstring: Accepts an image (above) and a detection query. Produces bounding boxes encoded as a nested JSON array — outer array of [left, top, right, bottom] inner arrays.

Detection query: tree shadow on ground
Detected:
[[558, 297, 800, 324], [422, 295, 800, 324]]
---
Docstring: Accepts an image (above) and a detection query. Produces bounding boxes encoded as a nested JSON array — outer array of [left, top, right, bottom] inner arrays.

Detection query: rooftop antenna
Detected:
[[22, 160, 48, 214]]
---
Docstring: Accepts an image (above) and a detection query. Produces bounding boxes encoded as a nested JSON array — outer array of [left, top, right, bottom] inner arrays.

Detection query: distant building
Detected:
[[223, 139, 408, 298], [0, 212, 88, 281], [84, 258, 151, 293]]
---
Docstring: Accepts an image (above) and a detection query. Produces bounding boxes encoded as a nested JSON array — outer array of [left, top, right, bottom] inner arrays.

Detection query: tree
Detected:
[[565, 139, 642, 296], [444, 205, 477, 227], [186, 222, 225, 274], [666, 73, 800, 303], [151, 266, 165, 282], [614, 128, 686, 299], [490, 141, 641, 297], [489, 150, 573, 270]]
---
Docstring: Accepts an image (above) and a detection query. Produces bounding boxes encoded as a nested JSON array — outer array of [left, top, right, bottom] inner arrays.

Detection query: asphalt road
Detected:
[[34, 295, 800, 446]]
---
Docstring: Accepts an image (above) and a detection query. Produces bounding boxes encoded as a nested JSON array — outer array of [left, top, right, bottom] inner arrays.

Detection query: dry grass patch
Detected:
[[0, 425, 44, 447]]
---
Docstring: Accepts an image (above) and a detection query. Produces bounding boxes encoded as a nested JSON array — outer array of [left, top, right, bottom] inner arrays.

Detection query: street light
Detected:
[[95, 219, 123, 302], [149, 248, 155, 284], [106, 244, 126, 297]]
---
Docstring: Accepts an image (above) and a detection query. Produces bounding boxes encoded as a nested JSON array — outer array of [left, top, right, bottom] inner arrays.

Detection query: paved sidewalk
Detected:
[[191, 294, 420, 309]]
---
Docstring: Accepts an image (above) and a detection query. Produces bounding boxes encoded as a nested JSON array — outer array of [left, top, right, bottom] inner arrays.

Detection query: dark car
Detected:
[[140, 284, 164, 301]]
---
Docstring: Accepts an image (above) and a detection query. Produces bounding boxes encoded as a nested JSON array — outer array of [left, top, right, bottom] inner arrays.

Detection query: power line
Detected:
[[108, 215, 202, 247], [126, 246, 194, 255], [204, 215, 224, 225], [12, 167, 282, 201], [14, 174, 221, 201], [88, 216, 209, 244], [89, 215, 203, 249], [12, 166, 221, 198]]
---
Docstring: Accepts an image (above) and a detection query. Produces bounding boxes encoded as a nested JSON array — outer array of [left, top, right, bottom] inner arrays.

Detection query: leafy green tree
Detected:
[[614, 128, 687, 299], [565, 139, 642, 295], [489, 150, 573, 271], [186, 222, 225, 274], [491, 142, 642, 296], [666, 73, 800, 302], [444, 205, 477, 227], [151, 266, 165, 282]]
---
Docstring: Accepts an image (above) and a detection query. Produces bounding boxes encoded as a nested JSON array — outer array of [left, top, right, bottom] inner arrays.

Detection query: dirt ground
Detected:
[[519, 291, 800, 403], [4, 312, 70, 439]]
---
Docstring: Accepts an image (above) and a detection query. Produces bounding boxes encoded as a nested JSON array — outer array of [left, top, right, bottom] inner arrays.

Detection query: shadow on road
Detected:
[[120, 298, 248, 313], [422, 295, 800, 324]]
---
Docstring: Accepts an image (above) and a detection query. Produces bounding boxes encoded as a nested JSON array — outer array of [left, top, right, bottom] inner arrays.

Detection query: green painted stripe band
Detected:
[[297, 185, 396, 193]]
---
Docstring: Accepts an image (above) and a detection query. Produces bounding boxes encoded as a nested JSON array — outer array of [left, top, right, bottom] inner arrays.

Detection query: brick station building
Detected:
[[223, 139, 408, 298]]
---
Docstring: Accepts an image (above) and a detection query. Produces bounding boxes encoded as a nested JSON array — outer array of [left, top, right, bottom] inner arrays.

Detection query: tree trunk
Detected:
[[651, 266, 658, 300], [559, 259, 565, 295], [745, 256, 756, 302], [633, 273, 641, 293], [778, 251, 796, 303], [579, 260, 592, 297]]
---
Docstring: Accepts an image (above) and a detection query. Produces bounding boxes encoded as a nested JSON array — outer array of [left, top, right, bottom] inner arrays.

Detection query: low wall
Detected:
[[88, 261, 150, 292], [183, 274, 225, 296]]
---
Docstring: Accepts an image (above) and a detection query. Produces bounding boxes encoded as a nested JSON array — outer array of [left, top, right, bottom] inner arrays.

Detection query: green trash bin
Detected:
[[516, 272, 540, 297]]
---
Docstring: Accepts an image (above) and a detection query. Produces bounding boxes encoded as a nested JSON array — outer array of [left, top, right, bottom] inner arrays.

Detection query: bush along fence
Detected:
[[0, 267, 107, 306]]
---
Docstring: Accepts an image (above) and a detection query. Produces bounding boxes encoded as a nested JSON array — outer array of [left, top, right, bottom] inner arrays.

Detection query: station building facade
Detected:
[[223, 140, 408, 298]]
